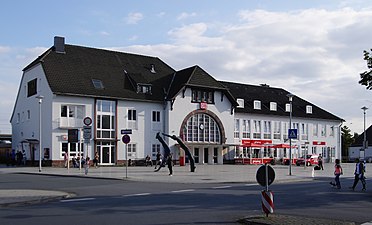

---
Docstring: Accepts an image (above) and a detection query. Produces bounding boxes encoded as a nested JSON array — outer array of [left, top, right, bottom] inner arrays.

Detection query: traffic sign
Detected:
[[83, 126, 92, 139], [122, 134, 131, 144], [288, 129, 297, 139], [256, 164, 275, 187], [121, 129, 132, 135], [83, 117, 92, 126]]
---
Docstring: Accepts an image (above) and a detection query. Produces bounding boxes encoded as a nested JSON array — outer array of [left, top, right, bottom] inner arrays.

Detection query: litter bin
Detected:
[[179, 156, 185, 166]]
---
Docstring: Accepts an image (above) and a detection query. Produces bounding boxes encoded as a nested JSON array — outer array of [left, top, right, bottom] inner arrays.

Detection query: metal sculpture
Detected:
[[161, 133, 196, 172]]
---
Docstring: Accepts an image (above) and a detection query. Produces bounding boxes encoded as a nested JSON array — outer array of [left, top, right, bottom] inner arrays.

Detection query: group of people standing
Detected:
[[64, 151, 99, 175]]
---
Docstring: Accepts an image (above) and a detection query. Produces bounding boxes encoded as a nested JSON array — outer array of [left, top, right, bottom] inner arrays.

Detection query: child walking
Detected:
[[84, 157, 90, 175], [330, 159, 343, 189]]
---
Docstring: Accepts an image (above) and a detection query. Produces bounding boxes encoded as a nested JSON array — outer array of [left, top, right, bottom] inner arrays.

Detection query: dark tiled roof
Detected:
[[24, 45, 175, 102], [167, 65, 237, 105], [350, 125, 372, 147], [220, 81, 343, 121]]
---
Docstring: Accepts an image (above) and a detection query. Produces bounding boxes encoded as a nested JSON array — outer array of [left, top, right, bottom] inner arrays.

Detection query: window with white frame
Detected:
[[183, 113, 221, 143], [273, 121, 281, 139], [263, 121, 271, 139], [152, 111, 160, 122], [237, 98, 244, 108], [292, 122, 299, 139], [306, 105, 312, 114], [234, 119, 240, 138], [253, 120, 261, 139], [313, 123, 318, 137], [96, 100, 116, 139], [152, 110, 161, 131], [301, 123, 308, 140], [321, 124, 326, 137], [61, 105, 84, 119], [242, 119, 250, 139], [127, 143, 137, 158], [254, 100, 261, 110], [285, 103, 291, 112], [152, 144, 160, 158], [270, 102, 277, 111], [283, 122, 289, 140], [127, 109, 137, 130], [330, 126, 335, 137]]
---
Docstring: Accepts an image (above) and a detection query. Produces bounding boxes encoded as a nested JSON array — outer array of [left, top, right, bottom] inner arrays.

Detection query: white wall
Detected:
[[117, 100, 164, 160], [11, 64, 54, 161]]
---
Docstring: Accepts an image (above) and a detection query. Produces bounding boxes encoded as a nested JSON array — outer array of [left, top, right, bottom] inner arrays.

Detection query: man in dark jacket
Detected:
[[350, 158, 366, 191]]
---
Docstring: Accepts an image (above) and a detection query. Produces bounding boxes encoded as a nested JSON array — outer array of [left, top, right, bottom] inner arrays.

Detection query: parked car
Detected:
[[296, 154, 319, 166]]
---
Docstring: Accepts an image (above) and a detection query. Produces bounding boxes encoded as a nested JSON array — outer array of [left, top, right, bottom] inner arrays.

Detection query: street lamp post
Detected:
[[287, 93, 294, 176], [361, 106, 368, 160], [36, 95, 44, 172]]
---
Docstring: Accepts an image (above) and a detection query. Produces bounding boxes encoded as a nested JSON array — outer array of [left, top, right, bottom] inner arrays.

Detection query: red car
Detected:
[[296, 154, 319, 166]]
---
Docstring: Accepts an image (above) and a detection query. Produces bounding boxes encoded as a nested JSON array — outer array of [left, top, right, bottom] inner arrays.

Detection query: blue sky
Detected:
[[1, 0, 372, 134]]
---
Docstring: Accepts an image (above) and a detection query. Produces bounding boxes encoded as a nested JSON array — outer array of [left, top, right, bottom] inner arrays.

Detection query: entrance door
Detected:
[[97, 141, 116, 165], [204, 148, 209, 164], [102, 146, 110, 164]]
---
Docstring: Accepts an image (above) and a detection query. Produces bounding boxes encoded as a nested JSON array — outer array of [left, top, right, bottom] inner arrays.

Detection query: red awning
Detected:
[[271, 144, 297, 148], [240, 143, 265, 148]]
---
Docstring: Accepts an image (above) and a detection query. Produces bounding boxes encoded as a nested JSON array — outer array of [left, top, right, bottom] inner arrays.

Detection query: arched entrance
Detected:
[[179, 110, 226, 164]]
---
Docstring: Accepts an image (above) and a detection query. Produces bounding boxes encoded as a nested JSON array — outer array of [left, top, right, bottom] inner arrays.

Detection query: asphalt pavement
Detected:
[[0, 162, 370, 225]]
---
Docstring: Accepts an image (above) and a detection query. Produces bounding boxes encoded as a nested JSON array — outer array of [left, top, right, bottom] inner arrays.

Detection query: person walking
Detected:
[[167, 153, 173, 176], [64, 151, 69, 168], [330, 159, 343, 189], [350, 158, 366, 191], [318, 153, 324, 170], [84, 157, 90, 175], [93, 151, 99, 168]]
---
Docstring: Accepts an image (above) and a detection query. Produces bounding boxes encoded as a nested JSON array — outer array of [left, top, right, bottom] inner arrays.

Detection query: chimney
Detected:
[[54, 36, 65, 53]]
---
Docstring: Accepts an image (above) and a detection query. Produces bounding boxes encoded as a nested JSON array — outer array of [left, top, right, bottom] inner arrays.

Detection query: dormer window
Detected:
[[306, 105, 313, 114], [270, 102, 277, 111], [254, 100, 261, 110], [285, 103, 291, 112], [137, 84, 152, 94], [191, 89, 214, 104], [92, 79, 104, 89], [237, 98, 244, 108]]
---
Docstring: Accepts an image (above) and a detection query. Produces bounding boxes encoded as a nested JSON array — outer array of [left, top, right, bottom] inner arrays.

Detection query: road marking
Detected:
[[212, 185, 232, 189], [171, 189, 195, 193], [123, 193, 151, 197], [60, 198, 95, 203]]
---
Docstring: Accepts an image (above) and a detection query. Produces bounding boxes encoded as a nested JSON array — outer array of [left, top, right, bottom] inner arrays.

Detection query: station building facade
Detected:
[[10, 37, 343, 167]]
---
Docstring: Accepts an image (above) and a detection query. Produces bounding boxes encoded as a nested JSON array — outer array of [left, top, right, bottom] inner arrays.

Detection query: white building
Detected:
[[10, 37, 343, 167]]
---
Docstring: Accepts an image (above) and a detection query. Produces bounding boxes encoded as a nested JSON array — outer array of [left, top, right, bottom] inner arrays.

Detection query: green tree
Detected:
[[359, 49, 372, 89], [341, 125, 355, 161]]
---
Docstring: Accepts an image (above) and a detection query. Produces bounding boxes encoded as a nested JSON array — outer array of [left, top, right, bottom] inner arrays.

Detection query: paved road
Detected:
[[0, 163, 371, 225]]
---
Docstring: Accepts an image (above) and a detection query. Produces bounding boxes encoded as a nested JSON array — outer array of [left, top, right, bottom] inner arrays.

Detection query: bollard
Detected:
[[261, 190, 274, 216]]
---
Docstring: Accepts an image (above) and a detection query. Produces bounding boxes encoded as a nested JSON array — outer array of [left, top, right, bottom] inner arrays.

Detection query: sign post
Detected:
[[83, 117, 92, 163], [122, 133, 131, 178], [256, 164, 275, 217]]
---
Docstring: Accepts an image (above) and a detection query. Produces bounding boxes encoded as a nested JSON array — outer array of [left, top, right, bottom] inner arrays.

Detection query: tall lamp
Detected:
[[36, 95, 44, 172], [362, 106, 368, 160], [287, 93, 294, 176]]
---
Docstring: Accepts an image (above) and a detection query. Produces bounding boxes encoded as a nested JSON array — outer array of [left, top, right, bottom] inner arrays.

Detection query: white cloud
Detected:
[[120, 8, 372, 133], [100, 31, 110, 36], [125, 12, 144, 24], [177, 12, 197, 20]]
